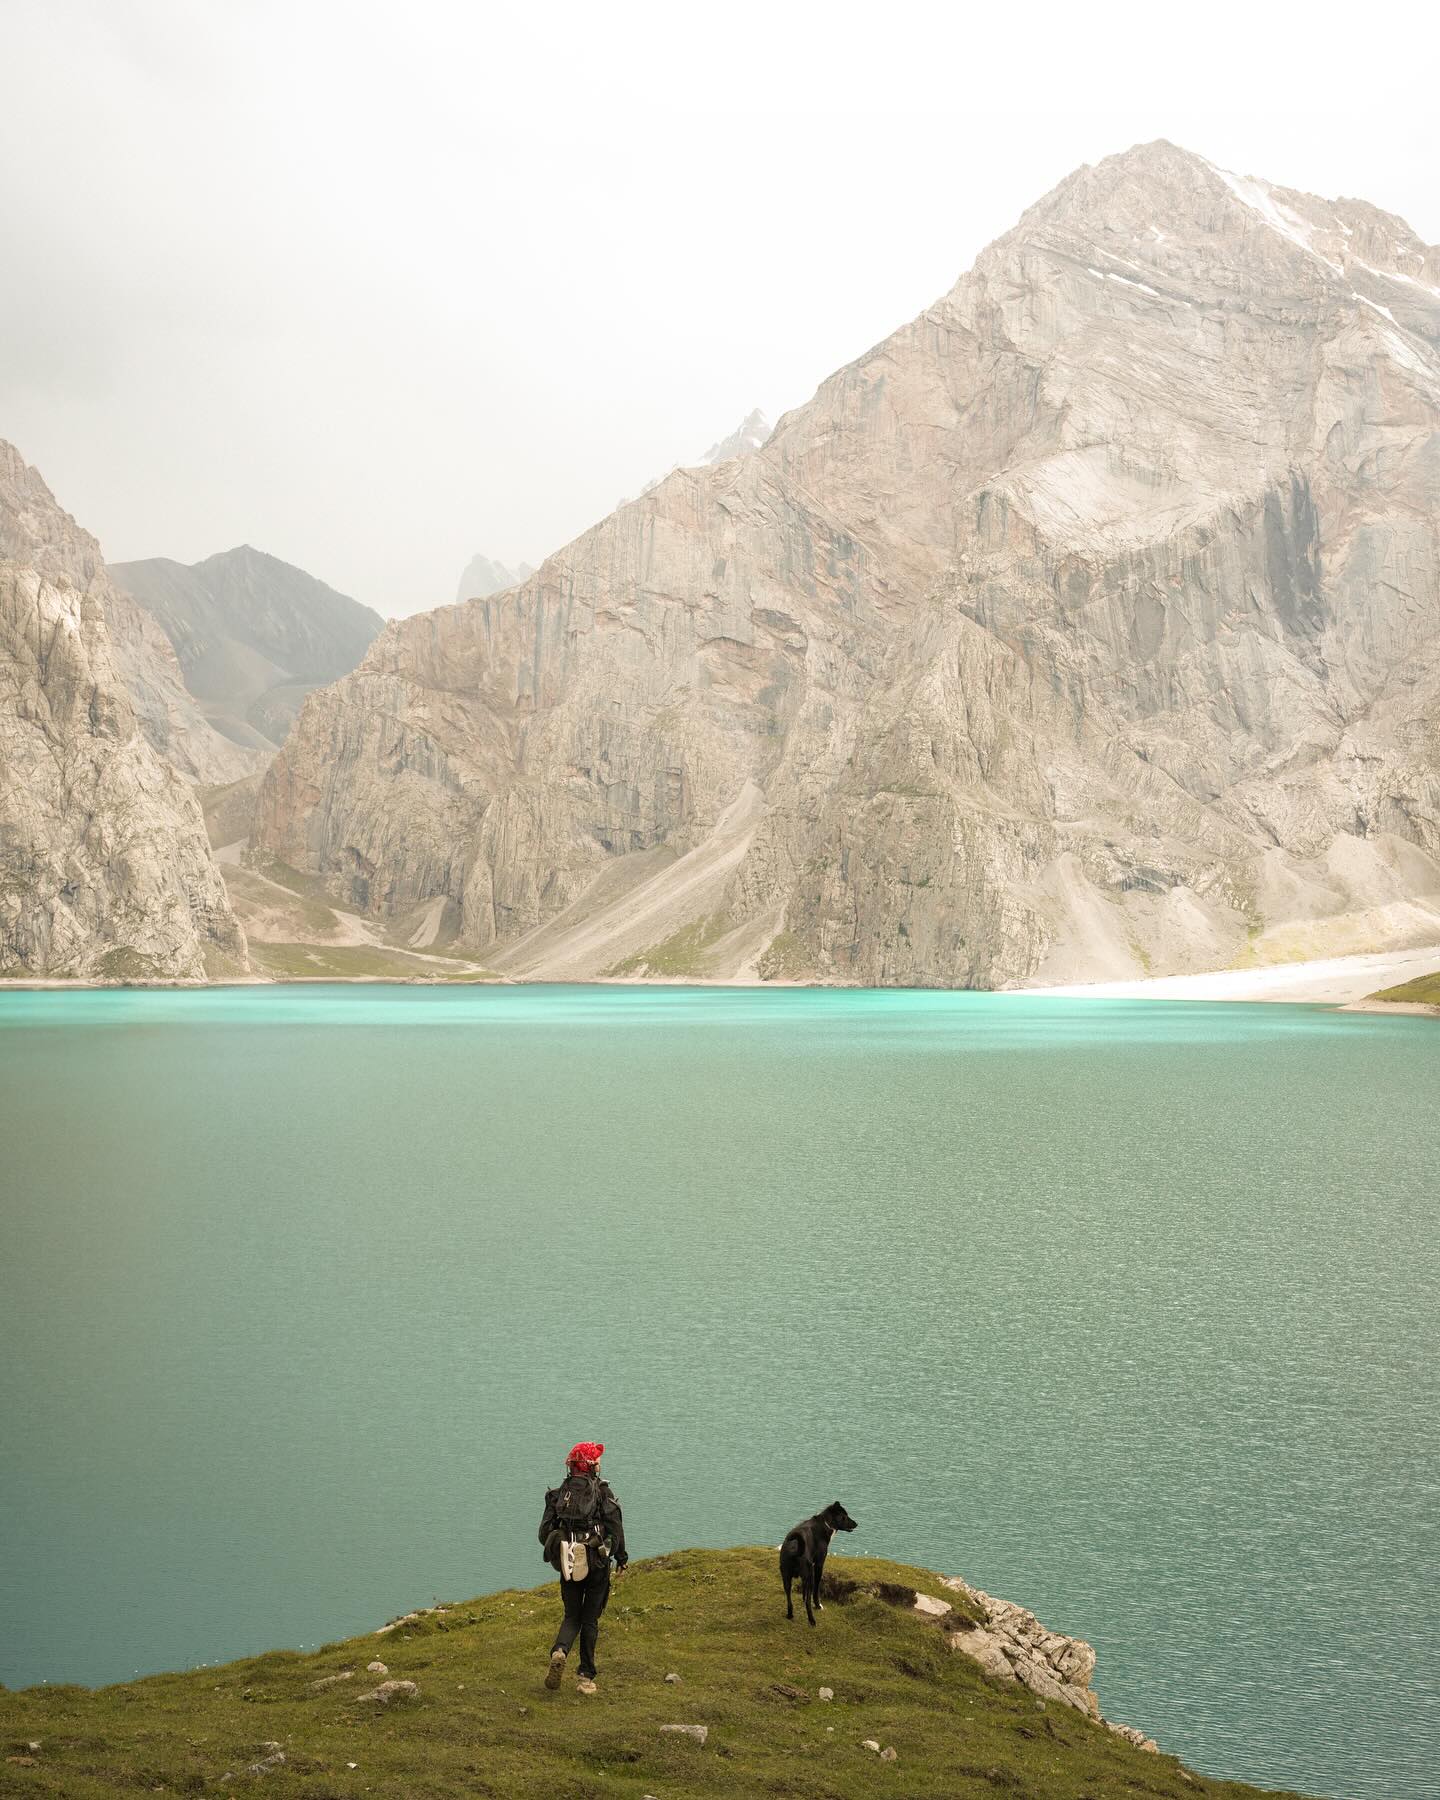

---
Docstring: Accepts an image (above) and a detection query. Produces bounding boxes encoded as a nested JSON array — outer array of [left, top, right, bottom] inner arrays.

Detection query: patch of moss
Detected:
[[246, 852, 340, 910], [605, 914, 731, 978], [0, 1548, 1311, 1800], [202, 941, 251, 980], [93, 947, 166, 983], [225, 864, 340, 935], [758, 929, 813, 981]]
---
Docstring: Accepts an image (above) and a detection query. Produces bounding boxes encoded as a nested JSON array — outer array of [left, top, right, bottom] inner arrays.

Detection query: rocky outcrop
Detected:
[[0, 440, 247, 979], [355, 1678, 419, 1705], [258, 143, 1440, 986], [111, 546, 383, 752], [934, 1575, 1157, 1752]]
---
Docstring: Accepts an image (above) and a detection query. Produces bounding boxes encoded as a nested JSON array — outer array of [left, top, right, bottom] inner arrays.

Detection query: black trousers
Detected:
[[551, 1562, 611, 1678]]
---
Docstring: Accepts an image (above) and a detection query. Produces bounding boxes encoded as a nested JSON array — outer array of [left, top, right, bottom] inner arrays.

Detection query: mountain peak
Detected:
[[998, 140, 1437, 291]]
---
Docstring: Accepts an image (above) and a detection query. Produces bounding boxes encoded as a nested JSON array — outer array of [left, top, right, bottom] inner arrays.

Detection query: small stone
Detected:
[[818, 1686, 834, 1700], [861, 1739, 881, 1752], [665, 1671, 682, 1683], [1105, 1719, 1160, 1754], [308, 1670, 354, 1692], [366, 1660, 388, 1674], [347, 1765, 358, 1772], [880, 1745, 898, 1761], [356, 1678, 420, 1705], [659, 1723, 708, 1744], [26, 1744, 41, 1754]]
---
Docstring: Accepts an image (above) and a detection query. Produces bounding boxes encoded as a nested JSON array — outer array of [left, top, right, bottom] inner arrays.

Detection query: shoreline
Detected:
[[1022, 943, 1440, 1008], [4, 942, 1439, 1010]]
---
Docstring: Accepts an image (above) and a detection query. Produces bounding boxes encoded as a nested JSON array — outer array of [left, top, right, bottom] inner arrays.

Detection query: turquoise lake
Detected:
[[1, 985, 1436, 1798]]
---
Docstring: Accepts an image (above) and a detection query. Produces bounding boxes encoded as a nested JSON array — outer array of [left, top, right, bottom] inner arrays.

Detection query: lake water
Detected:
[[1, 985, 1436, 1798]]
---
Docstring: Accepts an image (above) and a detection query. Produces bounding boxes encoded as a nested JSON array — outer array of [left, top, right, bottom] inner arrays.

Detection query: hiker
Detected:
[[539, 1440, 628, 1694]]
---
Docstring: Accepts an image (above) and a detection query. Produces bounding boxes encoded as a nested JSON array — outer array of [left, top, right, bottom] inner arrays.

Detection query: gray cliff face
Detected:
[[0, 454, 255, 788], [258, 143, 1440, 986], [0, 442, 248, 978], [112, 547, 384, 752], [454, 554, 535, 605]]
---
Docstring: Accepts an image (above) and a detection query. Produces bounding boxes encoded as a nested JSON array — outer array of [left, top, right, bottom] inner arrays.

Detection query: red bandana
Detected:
[[566, 1441, 604, 1475]]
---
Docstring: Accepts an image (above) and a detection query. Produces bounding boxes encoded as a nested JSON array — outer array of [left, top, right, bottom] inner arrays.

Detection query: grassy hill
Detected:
[[1367, 968, 1440, 1006], [0, 1549, 1311, 1798]]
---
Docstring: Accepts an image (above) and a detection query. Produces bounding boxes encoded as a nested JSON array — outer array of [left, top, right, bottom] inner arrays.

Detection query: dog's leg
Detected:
[[783, 1567, 794, 1620], [813, 1545, 827, 1610], [803, 1562, 816, 1627]]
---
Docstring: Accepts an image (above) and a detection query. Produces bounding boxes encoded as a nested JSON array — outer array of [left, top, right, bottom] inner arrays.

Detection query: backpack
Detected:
[[553, 1475, 602, 1539]]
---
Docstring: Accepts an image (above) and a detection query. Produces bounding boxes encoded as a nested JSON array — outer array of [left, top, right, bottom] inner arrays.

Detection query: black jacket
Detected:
[[539, 1475, 627, 1570]]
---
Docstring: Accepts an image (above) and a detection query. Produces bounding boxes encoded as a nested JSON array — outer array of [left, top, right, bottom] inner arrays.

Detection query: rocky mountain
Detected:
[[0, 441, 247, 979], [257, 143, 1440, 987], [111, 547, 384, 752], [455, 553, 535, 605]]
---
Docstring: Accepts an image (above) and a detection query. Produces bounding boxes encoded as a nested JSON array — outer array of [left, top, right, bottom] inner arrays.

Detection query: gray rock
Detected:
[[366, 1661, 388, 1674], [356, 1678, 419, 1705], [948, 1625, 1016, 1684], [817, 1685, 834, 1700], [861, 1739, 881, 1752], [0, 441, 249, 979], [664, 1671, 682, 1684], [307, 1670, 354, 1692], [659, 1723, 708, 1744], [880, 1745, 898, 1761], [1107, 1720, 1160, 1753]]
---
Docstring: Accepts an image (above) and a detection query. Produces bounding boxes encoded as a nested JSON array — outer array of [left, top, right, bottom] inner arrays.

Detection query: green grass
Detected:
[[605, 915, 731, 978], [223, 864, 341, 936], [0, 1548, 1311, 1798], [92, 948, 165, 983], [201, 941, 251, 981], [1368, 968, 1440, 1006], [757, 930, 813, 981], [245, 854, 343, 911], [247, 943, 498, 981]]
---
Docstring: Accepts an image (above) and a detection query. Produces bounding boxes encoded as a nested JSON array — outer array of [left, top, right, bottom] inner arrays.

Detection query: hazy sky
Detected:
[[4, 0, 1437, 617]]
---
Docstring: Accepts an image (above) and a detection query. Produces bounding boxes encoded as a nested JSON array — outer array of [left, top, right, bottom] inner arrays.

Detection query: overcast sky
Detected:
[[3, 0, 1437, 618]]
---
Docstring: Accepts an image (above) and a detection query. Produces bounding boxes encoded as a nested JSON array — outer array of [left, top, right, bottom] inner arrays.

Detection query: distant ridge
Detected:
[[112, 545, 383, 751], [455, 552, 535, 605]]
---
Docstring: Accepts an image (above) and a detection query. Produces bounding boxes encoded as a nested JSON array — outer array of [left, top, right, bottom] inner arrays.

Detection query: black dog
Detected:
[[780, 1501, 858, 1626]]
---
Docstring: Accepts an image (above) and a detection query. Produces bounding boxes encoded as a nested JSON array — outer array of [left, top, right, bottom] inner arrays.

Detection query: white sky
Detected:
[[3, 0, 1437, 617]]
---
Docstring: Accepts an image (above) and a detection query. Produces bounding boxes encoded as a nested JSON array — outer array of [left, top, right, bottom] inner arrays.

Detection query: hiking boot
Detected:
[[576, 1676, 597, 1695], [544, 1648, 567, 1690]]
